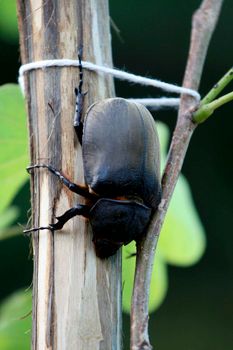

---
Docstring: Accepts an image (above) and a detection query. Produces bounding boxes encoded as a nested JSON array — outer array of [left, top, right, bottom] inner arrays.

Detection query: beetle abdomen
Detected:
[[83, 98, 161, 208], [90, 198, 152, 258]]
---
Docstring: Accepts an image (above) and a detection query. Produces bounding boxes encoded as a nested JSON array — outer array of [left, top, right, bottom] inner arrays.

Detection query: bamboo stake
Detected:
[[17, 1, 121, 349]]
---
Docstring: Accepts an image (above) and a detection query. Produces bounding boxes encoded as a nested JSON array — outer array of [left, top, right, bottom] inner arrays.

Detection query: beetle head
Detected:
[[89, 198, 152, 258]]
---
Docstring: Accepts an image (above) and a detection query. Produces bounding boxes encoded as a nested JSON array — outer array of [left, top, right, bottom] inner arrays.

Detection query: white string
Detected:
[[18, 58, 201, 109], [129, 98, 181, 109]]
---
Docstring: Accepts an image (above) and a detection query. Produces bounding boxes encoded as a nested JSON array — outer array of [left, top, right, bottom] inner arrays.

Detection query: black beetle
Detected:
[[24, 51, 161, 259]]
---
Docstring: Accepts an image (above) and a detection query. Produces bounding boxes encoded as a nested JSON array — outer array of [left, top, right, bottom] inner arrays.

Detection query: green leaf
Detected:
[[0, 84, 28, 214], [0, 290, 31, 350], [0, 1, 18, 42], [159, 175, 206, 266], [156, 121, 170, 161]]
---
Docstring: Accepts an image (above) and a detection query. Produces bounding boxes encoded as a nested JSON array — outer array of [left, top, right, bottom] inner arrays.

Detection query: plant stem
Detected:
[[194, 91, 233, 123], [200, 67, 233, 106], [130, 1, 224, 349]]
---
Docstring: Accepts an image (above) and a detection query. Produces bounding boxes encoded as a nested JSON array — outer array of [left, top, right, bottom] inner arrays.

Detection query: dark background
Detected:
[[0, 0, 233, 349]]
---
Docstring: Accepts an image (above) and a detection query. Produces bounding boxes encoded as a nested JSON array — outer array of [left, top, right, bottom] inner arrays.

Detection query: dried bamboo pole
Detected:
[[17, 1, 121, 349]]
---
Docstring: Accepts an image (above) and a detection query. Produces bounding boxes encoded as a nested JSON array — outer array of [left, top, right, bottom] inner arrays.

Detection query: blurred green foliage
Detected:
[[0, 85, 28, 214], [0, 290, 31, 350], [0, 1, 18, 43]]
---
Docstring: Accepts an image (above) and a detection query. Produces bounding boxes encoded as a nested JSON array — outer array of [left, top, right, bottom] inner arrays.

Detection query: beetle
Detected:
[[24, 50, 161, 259]]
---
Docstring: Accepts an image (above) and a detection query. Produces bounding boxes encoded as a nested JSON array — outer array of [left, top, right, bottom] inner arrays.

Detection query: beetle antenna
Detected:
[[74, 45, 87, 145], [78, 45, 83, 94]]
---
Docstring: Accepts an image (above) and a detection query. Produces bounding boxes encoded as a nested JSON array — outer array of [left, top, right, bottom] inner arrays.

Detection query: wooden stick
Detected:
[[130, 1, 224, 349], [17, 1, 121, 349]]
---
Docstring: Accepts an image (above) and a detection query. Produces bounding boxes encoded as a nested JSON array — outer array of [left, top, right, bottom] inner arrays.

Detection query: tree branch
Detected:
[[130, 1, 224, 349]]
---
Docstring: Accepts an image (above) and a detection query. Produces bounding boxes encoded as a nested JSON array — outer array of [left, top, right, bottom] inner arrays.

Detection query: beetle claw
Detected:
[[26, 165, 34, 173], [23, 225, 53, 235], [26, 164, 47, 173]]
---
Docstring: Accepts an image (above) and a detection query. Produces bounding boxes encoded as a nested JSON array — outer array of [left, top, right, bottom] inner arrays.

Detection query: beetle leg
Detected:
[[24, 204, 90, 234], [74, 46, 87, 145], [27, 164, 97, 200]]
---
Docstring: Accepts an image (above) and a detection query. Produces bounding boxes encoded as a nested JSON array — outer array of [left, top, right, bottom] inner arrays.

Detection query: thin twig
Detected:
[[194, 91, 233, 123], [200, 67, 233, 106], [130, 1, 224, 349]]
